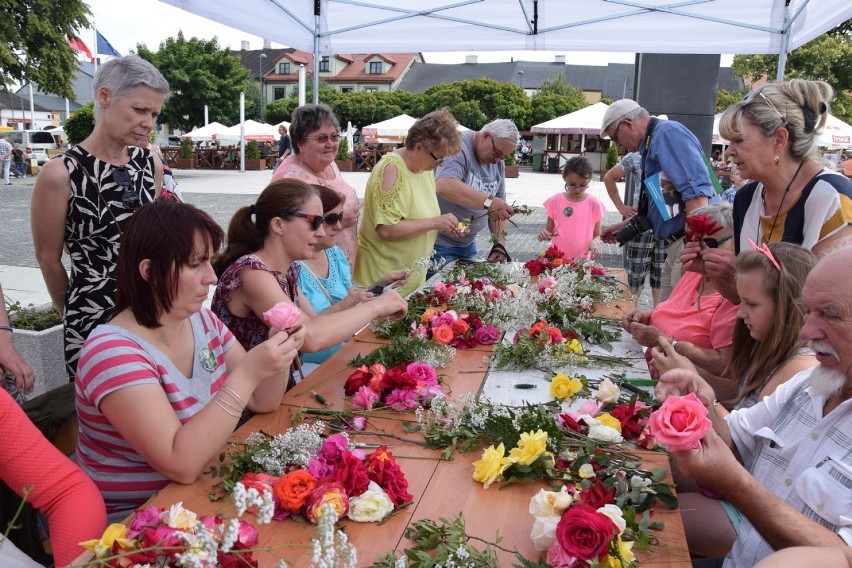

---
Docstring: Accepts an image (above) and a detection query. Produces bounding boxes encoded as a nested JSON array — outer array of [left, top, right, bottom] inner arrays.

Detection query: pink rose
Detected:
[[385, 388, 419, 411], [577, 399, 603, 417], [538, 276, 557, 293], [263, 301, 302, 331], [546, 540, 579, 568], [351, 415, 367, 431], [648, 393, 712, 452], [406, 362, 437, 386], [353, 385, 380, 410], [127, 506, 163, 538], [474, 325, 502, 345]]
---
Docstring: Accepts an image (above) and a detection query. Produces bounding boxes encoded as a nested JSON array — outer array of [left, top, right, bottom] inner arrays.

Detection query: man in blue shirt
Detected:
[[600, 100, 714, 299]]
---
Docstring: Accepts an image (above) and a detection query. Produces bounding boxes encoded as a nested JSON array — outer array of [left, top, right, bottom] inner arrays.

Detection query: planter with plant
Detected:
[[601, 143, 619, 180], [177, 139, 195, 169], [6, 301, 65, 398], [335, 137, 353, 172], [244, 140, 267, 170], [503, 151, 520, 178]]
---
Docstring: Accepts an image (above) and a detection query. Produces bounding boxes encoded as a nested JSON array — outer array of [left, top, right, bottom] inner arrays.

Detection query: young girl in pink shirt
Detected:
[[538, 156, 607, 260]]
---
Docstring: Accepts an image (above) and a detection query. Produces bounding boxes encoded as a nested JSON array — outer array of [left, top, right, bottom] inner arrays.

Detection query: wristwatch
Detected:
[[483, 196, 494, 209]]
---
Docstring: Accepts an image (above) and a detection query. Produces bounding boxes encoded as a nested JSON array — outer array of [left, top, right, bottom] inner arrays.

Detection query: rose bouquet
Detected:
[[411, 308, 502, 349], [524, 244, 570, 276], [80, 502, 261, 567], [491, 320, 587, 370], [343, 361, 447, 411]]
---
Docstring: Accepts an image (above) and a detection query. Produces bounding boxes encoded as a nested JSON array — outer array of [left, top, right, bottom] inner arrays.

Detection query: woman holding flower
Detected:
[[212, 179, 408, 387], [75, 201, 304, 519], [354, 108, 464, 295]]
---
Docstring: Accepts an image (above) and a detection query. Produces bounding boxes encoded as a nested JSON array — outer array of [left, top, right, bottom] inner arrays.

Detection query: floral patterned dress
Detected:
[[211, 255, 303, 389], [62, 145, 156, 381]]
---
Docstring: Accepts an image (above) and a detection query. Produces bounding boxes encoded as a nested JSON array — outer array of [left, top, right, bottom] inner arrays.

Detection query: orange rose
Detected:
[[431, 324, 455, 344], [421, 308, 438, 323], [274, 469, 317, 513], [452, 319, 470, 335], [530, 320, 548, 334], [552, 258, 564, 266]]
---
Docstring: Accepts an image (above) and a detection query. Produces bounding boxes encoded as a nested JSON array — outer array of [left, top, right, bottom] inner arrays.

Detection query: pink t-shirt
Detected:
[[543, 193, 606, 260], [649, 271, 738, 349]]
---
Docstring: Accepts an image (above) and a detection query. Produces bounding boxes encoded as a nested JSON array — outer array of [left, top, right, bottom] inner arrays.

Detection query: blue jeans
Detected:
[[428, 241, 477, 279]]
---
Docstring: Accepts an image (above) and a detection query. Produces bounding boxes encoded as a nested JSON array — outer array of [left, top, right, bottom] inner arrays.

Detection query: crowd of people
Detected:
[[1, 54, 852, 567]]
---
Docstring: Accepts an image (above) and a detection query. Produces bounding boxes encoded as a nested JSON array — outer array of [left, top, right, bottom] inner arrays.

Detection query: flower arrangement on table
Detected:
[[343, 360, 448, 411], [207, 424, 412, 524], [411, 308, 502, 349], [79, 501, 262, 567], [349, 336, 456, 370], [491, 319, 587, 370], [524, 244, 609, 278]]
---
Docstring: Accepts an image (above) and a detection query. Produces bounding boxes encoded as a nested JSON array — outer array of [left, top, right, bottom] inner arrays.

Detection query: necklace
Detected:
[[759, 160, 805, 243]]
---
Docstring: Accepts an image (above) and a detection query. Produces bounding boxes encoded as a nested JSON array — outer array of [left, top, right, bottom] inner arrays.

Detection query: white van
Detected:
[[5, 130, 59, 165]]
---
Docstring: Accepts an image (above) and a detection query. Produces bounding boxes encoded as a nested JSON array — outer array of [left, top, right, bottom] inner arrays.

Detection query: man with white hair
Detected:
[[431, 118, 519, 269], [655, 244, 852, 567]]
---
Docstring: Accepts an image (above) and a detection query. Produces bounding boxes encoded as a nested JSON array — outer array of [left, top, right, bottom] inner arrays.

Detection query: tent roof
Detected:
[[222, 120, 278, 141], [161, 0, 852, 57], [181, 121, 230, 141], [362, 114, 416, 137], [531, 102, 610, 135]]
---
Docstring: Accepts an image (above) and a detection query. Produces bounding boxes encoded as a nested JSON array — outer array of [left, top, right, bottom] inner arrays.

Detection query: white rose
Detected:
[[530, 515, 559, 551], [578, 463, 596, 479], [597, 504, 626, 533], [347, 481, 394, 522], [594, 378, 621, 404], [529, 488, 573, 517], [587, 420, 624, 444]]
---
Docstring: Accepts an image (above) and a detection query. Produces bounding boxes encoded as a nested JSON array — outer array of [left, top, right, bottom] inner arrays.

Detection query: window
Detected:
[[278, 62, 291, 74], [341, 87, 354, 93], [319, 56, 330, 72], [363, 87, 378, 92], [369, 61, 382, 74], [273, 87, 288, 100]]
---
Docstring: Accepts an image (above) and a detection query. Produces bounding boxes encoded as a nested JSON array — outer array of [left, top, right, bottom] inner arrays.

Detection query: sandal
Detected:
[[488, 243, 512, 263]]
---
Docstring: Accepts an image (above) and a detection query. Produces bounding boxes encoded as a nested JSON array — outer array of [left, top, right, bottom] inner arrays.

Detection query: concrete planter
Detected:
[[13, 323, 66, 398]]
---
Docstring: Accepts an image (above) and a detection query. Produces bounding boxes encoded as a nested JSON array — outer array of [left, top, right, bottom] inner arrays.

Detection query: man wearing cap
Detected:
[[600, 100, 715, 300]]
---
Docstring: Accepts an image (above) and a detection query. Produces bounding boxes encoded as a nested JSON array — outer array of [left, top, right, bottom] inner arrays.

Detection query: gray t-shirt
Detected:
[[434, 132, 506, 247]]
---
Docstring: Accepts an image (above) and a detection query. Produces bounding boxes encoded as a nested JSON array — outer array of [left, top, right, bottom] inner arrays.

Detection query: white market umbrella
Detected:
[[816, 114, 852, 149], [531, 102, 610, 156], [362, 114, 416, 144], [180, 121, 230, 141], [222, 119, 278, 142]]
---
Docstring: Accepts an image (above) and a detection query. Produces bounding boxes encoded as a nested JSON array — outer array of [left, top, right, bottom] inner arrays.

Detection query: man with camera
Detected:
[[600, 100, 715, 300]]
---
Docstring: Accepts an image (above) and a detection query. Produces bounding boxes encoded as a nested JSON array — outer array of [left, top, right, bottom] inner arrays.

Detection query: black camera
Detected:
[[614, 215, 653, 246]]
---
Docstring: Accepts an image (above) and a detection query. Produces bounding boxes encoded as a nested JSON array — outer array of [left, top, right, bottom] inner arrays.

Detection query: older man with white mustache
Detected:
[[655, 244, 852, 568]]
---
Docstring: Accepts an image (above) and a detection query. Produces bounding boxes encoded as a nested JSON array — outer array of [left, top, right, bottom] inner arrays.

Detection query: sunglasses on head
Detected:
[[282, 211, 325, 231], [113, 166, 140, 209], [702, 234, 732, 248], [323, 212, 344, 226]]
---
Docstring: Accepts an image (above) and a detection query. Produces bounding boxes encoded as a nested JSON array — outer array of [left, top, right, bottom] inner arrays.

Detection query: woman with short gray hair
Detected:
[[31, 55, 170, 382]]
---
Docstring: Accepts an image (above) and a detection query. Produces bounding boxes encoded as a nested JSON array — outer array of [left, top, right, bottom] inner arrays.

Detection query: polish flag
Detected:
[[67, 36, 93, 62]]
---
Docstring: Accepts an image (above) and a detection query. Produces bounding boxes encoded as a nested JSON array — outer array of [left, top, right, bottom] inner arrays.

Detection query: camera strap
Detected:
[[637, 117, 659, 217]]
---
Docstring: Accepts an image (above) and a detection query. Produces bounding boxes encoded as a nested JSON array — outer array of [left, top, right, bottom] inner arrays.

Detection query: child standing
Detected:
[[538, 156, 607, 259]]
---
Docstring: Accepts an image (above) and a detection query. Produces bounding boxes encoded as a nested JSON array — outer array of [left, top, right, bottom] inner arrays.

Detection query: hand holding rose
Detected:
[[648, 392, 712, 452], [263, 301, 302, 331]]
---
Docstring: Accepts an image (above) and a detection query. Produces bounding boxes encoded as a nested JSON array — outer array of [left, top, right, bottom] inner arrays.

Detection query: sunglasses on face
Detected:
[[702, 234, 732, 248], [305, 133, 342, 144], [323, 212, 344, 226], [283, 211, 325, 231], [112, 166, 140, 209]]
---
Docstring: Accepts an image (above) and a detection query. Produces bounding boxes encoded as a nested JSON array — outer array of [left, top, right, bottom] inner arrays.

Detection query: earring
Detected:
[[773, 155, 780, 166]]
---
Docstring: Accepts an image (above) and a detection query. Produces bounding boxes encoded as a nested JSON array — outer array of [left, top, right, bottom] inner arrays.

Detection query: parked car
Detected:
[[5, 130, 58, 165]]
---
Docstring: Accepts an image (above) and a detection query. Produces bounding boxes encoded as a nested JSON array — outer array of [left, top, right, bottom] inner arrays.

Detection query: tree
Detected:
[[332, 92, 402, 129], [529, 94, 587, 127], [136, 32, 254, 132], [64, 101, 94, 145], [1, 0, 90, 97], [715, 88, 748, 113], [416, 78, 531, 130]]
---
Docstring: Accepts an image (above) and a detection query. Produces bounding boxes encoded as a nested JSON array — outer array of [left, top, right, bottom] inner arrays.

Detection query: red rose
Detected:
[[557, 413, 582, 433], [383, 364, 417, 390], [685, 213, 722, 242], [219, 550, 258, 568], [580, 478, 616, 509], [545, 244, 565, 259], [555, 504, 618, 563], [609, 402, 648, 440], [365, 447, 412, 507], [344, 366, 373, 395], [330, 450, 371, 497], [524, 258, 546, 276], [451, 334, 478, 349]]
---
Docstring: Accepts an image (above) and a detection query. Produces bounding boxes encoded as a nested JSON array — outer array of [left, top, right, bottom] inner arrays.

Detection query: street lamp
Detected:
[[259, 53, 267, 121]]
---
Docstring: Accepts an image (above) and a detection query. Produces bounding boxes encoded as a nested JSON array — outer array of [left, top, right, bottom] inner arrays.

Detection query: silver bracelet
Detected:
[[218, 386, 246, 408], [213, 396, 242, 418]]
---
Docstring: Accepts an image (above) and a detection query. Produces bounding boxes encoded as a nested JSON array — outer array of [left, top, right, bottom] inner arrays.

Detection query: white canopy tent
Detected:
[[361, 114, 416, 144], [221, 119, 278, 142], [180, 121, 230, 141], [712, 112, 852, 149], [532, 102, 610, 167], [161, 0, 852, 101]]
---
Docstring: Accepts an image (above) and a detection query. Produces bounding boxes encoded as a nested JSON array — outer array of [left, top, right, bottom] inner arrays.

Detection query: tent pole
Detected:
[[776, 4, 791, 81], [313, 0, 320, 104]]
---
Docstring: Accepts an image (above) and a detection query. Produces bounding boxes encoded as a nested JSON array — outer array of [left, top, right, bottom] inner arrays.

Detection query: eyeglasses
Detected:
[[564, 180, 590, 190], [113, 166, 140, 209], [489, 136, 506, 160], [282, 211, 325, 230], [305, 133, 342, 144], [744, 88, 785, 123], [429, 151, 446, 166], [702, 234, 732, 248], [323, 212, 344, 226], [610, 121, 624, 144]]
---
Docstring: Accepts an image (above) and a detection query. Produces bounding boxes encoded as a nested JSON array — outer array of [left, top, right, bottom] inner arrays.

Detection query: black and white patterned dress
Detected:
[[62, 145, 156, 381]]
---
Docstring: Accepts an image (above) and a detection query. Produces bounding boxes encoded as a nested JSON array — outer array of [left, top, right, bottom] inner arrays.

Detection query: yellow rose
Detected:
[[472, 443, 513, 489], [566, 338, 585, 355], [604, 536, 635, 567], [550, 372, 583, 400], [165, 502, 197, 529], [80, 523, 134, 559], [597, 412, 623, 433], [508, 429, 548, 465]]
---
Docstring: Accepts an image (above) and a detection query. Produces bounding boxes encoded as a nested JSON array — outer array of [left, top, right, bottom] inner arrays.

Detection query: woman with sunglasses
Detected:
[[623, 202, 739, 382], [271, 104, 362, 271], [31, 56, 170, 383], [683, 79, 852, 302], [354, 108, 464, 296], [651, 242, 816, 559], [297, 185, 407, 370], [212, 179, 407, 388]]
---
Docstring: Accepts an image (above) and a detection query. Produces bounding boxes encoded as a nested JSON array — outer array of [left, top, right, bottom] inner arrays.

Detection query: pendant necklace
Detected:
[[759, 160, 804, 244]]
